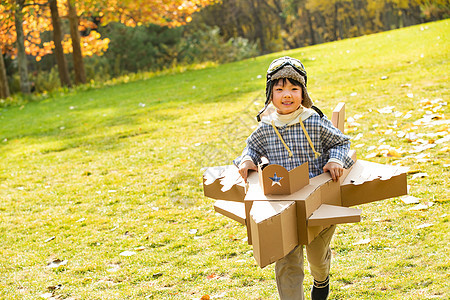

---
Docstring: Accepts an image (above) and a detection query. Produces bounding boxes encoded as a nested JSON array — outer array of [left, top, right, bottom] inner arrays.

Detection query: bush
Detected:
[[180, 25, 258, 64]]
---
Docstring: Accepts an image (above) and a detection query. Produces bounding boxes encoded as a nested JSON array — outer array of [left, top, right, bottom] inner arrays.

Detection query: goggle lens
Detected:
[[267, 57, 306, 76]]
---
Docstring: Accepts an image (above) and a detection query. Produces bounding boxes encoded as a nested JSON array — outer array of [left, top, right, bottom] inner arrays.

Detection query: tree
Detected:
[[14, 0, 31, 94], [0, 51, 10, 98], [67, 0, 86, 84], [50, 0, 71, 87]]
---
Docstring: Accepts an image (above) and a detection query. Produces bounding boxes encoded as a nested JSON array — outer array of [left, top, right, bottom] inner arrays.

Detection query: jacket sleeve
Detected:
[[233, 126, 267, 167], [319, 117, 354, 168]]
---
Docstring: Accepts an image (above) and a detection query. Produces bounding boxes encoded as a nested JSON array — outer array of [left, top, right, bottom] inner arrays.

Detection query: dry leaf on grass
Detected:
[[409, 202, 434, 211], [353, 238, 371, 245], [411, 172, 428, 180], [44, 236, 56, 243], [119, 250, 136, 256], [415, 223, 433, 229], [47, 259, 68, 268], [401, 195, 421, 204]]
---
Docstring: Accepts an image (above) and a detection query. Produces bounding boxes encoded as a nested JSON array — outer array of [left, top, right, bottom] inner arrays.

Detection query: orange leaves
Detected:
[[1, 0, 215, 61]]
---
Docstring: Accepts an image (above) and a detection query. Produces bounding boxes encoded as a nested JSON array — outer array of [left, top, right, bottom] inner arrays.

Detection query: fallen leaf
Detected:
[[207, 273, 218, 280], [377, 106, 395, 114], [411, 173, 428, 180], [201, 295, 211, 300], [401, 196, 420, 204], [47, 259, 68, 268], [47, 284, 62, 291], [415, 223, 433, 229], [40, 292, 53, 299], [189, 229, 198, 234], [107, 265, 120, 272], [212, 292, 227, 298], [119, 250, 136, 256], [134, 246, 146, 251], [435, 198, 449, 203], [44, 236, 56, 243], [403, 113, 412, 119], [409, 202, 433, 211], [353, 238, 371, 245]]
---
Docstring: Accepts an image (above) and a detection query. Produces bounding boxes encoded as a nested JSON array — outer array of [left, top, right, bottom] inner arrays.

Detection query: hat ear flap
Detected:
[[258, 81, 274, 121], [301, 84, 313, 108]]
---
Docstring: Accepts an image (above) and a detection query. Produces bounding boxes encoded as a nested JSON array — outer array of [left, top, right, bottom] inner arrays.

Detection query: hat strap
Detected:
[[299, 120, 321, 158], [271, 121, 293, 157], [270, 119, 321, 159]]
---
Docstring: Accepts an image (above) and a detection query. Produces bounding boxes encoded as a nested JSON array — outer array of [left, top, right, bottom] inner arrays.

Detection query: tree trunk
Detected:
[[0, 51, 10, 99], [14, 0, 31, 94], [50, 0, 71, 87], [67, 0, 86, 84], [305, 9, 316, 45], [249, 0, 267, 53]]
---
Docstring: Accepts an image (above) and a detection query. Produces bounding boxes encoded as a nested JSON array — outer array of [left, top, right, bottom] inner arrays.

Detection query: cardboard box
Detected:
[[341, 160, 408, 207], [245, 170, 342, 246], [249, 200, 298, 268]]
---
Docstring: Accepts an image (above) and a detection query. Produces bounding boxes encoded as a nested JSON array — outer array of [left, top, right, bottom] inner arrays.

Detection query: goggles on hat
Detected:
[[266, 56, 307, 83]]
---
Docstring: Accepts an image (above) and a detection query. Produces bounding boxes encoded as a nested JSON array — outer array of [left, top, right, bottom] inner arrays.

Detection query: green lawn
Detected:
[[0, 20, 448, 299]]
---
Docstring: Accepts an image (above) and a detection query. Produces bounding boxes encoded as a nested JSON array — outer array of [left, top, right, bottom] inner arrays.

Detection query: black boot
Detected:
[[311, 276, 329, 300]]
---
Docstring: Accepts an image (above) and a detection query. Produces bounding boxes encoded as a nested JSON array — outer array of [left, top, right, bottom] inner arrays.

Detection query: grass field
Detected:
[[0, 20, 448, 299]]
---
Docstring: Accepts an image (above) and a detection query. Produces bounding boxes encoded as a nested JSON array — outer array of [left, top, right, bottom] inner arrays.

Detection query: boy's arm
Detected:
[[234, 127, 267, 181], [320, 117, 354, 169]]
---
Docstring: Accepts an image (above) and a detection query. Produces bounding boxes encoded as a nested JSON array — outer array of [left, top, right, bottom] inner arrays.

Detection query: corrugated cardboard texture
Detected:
[[341, 160, 408, 207], [214, 200, 246, 225], [250, 201, 298, 268]]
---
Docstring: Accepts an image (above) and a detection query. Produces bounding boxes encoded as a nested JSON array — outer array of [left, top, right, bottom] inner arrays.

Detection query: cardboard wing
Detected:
[[214, 200, 246, 225], [308, 204, 361, 227], [341, 160, 408, 207], [203, 165, 246, 202]]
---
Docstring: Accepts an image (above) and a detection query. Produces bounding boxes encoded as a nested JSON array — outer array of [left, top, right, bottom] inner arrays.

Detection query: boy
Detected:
[[234, 57, 354, 300]]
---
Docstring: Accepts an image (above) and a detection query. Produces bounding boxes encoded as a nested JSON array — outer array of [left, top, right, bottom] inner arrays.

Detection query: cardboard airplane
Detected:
[[203, 103, 408, 268]]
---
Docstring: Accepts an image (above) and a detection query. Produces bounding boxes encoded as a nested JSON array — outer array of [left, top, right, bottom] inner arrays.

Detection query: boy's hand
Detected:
[[238, 160, 258, 183], [323, 162, 343, 182]]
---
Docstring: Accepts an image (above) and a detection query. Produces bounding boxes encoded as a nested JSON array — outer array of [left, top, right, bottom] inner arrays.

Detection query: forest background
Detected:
[[1, 0, 449, 103]]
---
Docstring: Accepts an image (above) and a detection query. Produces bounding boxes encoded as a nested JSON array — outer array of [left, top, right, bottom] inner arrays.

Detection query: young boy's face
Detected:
[[272, 78, 303, 115]]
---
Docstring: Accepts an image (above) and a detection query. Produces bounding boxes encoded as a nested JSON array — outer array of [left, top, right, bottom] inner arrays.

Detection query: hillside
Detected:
[[0, 20, 448, 299]]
